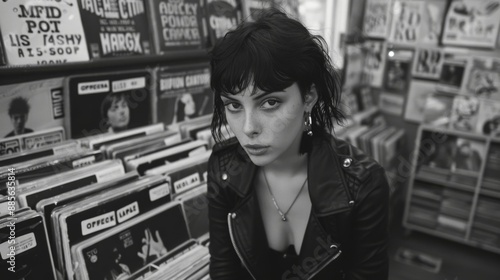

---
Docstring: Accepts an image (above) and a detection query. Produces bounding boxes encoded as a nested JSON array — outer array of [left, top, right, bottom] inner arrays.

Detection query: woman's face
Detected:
[[107, 97, 130, 130], [221, 82, 315, 166]]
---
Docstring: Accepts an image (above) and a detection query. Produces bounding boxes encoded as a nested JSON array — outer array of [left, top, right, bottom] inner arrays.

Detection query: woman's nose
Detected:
[[242, 111, 261, 137]]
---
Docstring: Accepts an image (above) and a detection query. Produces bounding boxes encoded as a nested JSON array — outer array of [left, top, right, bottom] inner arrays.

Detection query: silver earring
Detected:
[[305, 112, 313, 136]]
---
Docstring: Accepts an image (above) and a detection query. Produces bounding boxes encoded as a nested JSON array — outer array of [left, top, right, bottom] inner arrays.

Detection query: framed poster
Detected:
[[0, 0, 89, 65], [412, 47, 444, 79], [442, 0, 500, 48], [363, 0, 393, 38]]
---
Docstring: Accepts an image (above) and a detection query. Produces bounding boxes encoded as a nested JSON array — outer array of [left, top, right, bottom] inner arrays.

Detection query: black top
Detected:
[[266, 244, 299, 278]]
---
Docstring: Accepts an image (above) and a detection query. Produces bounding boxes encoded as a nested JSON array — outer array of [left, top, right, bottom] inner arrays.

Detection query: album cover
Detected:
[[164, 154, 209, 197], [205, 0, 243, 47], [388, 0, 426, 44], [362, 39, 386, 87], [437, 53, 470, 94], [452, 137, 486, 173], [362, 0, 392, 38], [147, 0, 208, 53], [421, 92, 456, 127], [56, 175, 172, 280], [72, 202, 189, 280], [36, 172, 138, 273], [0, 78, 65, 140], [0, 0, 89, 65], [176, 184, 208, 239], [104, 130, 179, 159], [77, 0, 151, 59], [0, 140, 79, 168], [112, 132, 182, 161], [156, 63, 213, 128], [243, 0, 273, 21], [464, 57, 500, 100], [0, 211, 56, 280], [127, 139, 208, 175], [442, 0, 500, 48], [0, 149, 104, 195], [179, 115, 212, 139], [405, 80, 439, 123], [421, 0, 448, 44], [17, 160, 125, 210], [383, 48, 414, 93], [0, 127, 65, 157], [123, 138, 191, 164], [371, 126, 397, 164], [412, 47, 445, 79], [449, 95, 480, 132], [382, 128, 405, 167], [65, 70, 154, 139], [417, 129, 458, 172], [342, 43, 365, 90], [82, 123, 165, 151], [483, 143, 500, 188]]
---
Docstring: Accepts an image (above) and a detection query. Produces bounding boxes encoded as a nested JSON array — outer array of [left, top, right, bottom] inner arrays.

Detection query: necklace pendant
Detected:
[[281, 215, 287, 222]]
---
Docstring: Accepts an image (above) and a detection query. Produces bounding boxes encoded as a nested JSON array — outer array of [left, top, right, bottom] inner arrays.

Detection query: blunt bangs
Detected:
[[210, 27, 298, 96]]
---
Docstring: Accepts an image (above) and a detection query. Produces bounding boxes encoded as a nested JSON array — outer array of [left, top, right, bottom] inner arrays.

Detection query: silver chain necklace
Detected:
[[262, 169, 308, 222]]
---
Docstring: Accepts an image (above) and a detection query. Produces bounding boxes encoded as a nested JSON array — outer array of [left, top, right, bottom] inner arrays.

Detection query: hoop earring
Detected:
[[299, 111, 313, 155]]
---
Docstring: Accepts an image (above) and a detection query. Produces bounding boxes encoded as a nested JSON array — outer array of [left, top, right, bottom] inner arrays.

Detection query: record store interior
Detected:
[[1, 0, 500, 279]]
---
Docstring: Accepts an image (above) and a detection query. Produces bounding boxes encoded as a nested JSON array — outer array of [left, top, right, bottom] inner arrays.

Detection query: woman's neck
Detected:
[[264, 152, 308, 177]]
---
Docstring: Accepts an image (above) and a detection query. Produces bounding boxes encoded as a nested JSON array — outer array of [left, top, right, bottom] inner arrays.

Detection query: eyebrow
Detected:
[[220, 90, 283, 100]]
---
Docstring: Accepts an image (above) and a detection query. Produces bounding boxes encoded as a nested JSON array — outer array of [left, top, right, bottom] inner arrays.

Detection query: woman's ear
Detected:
[[305, 85, 319, 110]]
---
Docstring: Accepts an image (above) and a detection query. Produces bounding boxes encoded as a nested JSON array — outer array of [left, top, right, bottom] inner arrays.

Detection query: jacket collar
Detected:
[[221, 135, 352, 215]]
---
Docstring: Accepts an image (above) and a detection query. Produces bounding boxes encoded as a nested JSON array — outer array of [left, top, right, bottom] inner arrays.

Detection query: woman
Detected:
[[100, 92, 130, 133], [207, 9, 389, 280]]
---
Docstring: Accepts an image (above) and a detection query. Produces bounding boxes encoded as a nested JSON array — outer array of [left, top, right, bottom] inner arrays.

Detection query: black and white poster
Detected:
[[412, 47, 444, 79], [77, 0, 152, 58], [464, 57, 500, 100], [363, 0, 392, 38], [0, 78, 65, 140], [65, 70, 154, 139], [205, 0, 242, 46], [438, 52, 469, 92], [442, 0, 500, 48], [0, 0, 89, 65], [363, 39, 386, 87], [384, 48, 414, 93], [147, 0, 208, 53], [156, 63, 213, 127]]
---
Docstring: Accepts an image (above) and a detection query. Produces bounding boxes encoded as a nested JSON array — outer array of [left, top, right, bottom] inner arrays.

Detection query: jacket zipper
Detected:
[[307, 248, 342, 280], [227, 213, 257, 280]]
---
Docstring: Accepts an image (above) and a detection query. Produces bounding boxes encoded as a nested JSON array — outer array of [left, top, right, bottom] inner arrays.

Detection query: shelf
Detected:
[[404, 221, 467, 243], [415, 174, 476, 193], [0, 50, 209, 76], [479, 189, 500, 200]]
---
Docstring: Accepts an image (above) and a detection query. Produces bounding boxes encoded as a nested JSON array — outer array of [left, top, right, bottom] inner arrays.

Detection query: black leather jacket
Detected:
[[207, 134, 390, 280]]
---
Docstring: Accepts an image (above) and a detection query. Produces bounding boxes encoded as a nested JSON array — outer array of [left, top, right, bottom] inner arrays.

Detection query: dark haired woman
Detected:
[[207, 9, 390, 280]]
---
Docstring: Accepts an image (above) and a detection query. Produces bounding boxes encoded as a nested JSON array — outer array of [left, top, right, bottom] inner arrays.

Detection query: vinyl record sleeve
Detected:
[[72, 201, 189, 280], [463, 57, 500, 100], [77, 0, 152, 59], [383, 48, 414, 93], [81, 123, 165, 150], [476, 99, 500, 137], [449, 95, 481, 132], [57, 176, 171, 280], [0, 149, 104, 195], [37, 172, 139, 274], [163, 153, 210, 197], [362, 39, 387, 88], [122, 138, 191, 164], [145, 149, 210, 177], [176, 184, 208, 239], [17, 159, 125, 209], [156, 63, 213, 128], [0, 29, 6, 66], [442, 0, 500, 48], [0, 78, 65, 140], [0, 212, 56, 280], [205, 0, 243, 46], [147, 0, 209, 53], [0, 140, 79, 168], [363, 0, 393, 38], [125, 139, 208, 174], [0, 0, 89, 65], [178, 115, 211, 139], [65, 70, 155, 139], [104, 130, 178, 159], [404, 80, 440, 123], [437, 52, 470, 93]]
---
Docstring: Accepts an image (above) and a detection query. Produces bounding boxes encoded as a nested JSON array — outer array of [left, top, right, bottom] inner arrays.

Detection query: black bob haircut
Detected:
[[209, 8, 345, 143], [8, 97, 30, 116]]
